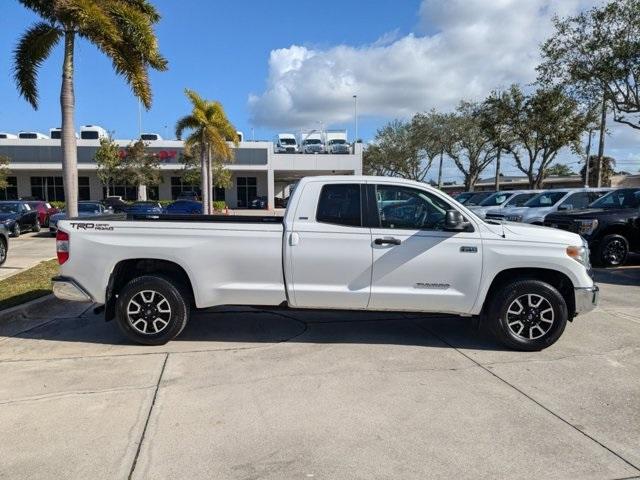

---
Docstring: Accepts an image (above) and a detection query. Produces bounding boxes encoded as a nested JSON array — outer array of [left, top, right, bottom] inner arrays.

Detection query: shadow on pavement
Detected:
[[593, 266, 640, 286], [9, 306, 510, 352]]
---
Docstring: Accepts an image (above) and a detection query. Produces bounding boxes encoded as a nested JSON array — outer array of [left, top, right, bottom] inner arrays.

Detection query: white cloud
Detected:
[[248, 0, 602, 130]]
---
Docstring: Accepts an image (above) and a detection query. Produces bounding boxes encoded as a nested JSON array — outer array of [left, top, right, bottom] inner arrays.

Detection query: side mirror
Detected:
[[444, 209, 473, 232], [558, 204, 572, 211]]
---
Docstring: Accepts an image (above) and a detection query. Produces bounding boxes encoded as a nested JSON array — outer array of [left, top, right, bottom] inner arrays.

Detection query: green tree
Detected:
[[538, 0, 640, 131], [0, 155, 9, 190], [363, 120, 427, 181], [545, 164, 575, 177], [13, 0, 167, 217], [410, 110, 452, 186], [175, 89, 237, 214], [484, 85, 594, 188], [95, 136, 122, 197], [581, 155, 617, 186], [121, 140, 162, 199], [445, 102, 497, 191]]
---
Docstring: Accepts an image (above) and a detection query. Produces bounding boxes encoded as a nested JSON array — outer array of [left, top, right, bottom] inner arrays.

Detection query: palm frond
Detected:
[[175, 115, 201, 140], [18, 0, 57, 23], [13, 22, 62, 109]]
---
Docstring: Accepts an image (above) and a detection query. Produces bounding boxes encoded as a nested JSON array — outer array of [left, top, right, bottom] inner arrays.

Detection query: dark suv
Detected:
[[0, 224, 8, 266], [544, 187, 640, 267]]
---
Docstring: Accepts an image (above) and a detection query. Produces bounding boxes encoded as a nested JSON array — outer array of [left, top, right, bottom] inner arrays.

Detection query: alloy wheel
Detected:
[[126, 290, 172, 335], [506, 294, 555, 340], [0, 241, 6, 264], [603, 239, 626, 265]]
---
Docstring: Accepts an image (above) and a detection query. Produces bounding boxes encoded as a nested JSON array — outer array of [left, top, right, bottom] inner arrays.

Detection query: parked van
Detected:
[[274, 133, 298, 153]]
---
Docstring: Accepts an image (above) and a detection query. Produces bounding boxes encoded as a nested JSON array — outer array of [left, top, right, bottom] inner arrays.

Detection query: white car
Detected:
[[52, 176, 598, 351], [467, 190, 541, 219], [486, 188, 613, 224]]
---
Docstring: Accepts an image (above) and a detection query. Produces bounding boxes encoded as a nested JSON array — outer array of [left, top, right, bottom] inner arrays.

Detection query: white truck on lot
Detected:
[[274, 133, 298, 153], [325, 130, 350, 154], [300, 131, 325, 154], [52, 176, 598, 351]]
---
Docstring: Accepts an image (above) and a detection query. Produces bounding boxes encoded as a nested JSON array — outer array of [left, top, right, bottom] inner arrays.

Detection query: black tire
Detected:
[[0, 238, 7, 266], [486, 279, 568, 351], [115, 275, 189, 345], [11, 224, 20, 238], [33, 219, 41, 233], [596, 234, 629, 268]]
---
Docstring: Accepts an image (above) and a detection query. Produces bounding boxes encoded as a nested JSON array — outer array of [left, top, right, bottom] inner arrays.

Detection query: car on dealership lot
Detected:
[[126, 201, 163, 215], [49, 201, 110, 236], [461, 191, 497, 207], [544, 187, 640, 267], [103, 196, 129, 213], [249, 196, 268, 209], [25, 200, 59, 227], [0, 224, 8, 266], [163, 200, 203, 214], [0, 201, 40, 237], [452, 191, 475, 204], [486, 188, 612, 224], [52, 175, 598, 352], [467, 190, 541, 219]]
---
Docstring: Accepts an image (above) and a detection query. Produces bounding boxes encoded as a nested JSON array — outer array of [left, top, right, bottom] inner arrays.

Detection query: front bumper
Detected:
[[52, 276, 93, 302], [574, 285, 599, 315]]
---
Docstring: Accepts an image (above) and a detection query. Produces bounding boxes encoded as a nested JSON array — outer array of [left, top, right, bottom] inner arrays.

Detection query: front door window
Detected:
[[237, 177, 257, 208]]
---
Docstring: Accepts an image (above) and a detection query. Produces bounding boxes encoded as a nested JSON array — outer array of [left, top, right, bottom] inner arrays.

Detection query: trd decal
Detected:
[[69, 222, 114, 231], [415, 283, 450, 290]]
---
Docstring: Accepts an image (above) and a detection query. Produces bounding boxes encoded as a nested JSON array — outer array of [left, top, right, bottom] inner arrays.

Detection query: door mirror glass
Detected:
[[558, 204, 572, 211], [444, 209, 472, 232]]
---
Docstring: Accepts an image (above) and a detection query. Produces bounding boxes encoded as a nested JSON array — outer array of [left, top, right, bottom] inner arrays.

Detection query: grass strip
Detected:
[[0, 259, 59, 311]]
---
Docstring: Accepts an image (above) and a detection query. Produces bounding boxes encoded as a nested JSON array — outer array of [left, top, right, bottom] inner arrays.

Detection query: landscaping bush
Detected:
[[50, 201, 65, 210], [212, 201, 227, 212]]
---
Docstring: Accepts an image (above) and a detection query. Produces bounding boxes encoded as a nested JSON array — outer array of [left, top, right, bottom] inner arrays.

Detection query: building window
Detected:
[[31, 176, 65, 202], [103, 181, 138, 201], [0, 176, 18, 200], [78, 177, 90, 201], [236, 177, 257, 208], [171, 176, 200, 200]]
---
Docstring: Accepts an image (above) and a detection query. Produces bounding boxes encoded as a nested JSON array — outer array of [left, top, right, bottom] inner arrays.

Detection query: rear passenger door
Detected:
[[285, 182, 373, 309]]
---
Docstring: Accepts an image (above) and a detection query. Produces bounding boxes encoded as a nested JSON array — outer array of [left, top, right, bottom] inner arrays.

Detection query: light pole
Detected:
[[353, 95, 358, 146]]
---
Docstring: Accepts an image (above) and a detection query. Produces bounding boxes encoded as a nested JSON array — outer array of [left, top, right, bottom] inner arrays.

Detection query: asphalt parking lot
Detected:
[[0, 261, 639, 479], [0, 231, 55, 280]]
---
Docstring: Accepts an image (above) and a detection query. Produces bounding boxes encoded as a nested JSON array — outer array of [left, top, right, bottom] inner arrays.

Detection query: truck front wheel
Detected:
[[487, 279, 568, 351], [596, 234, 629, 268], [115, 275, 189, 345]]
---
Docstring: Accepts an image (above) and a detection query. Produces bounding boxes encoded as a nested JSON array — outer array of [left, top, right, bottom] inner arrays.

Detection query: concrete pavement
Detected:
[[0, 232, 56, 280], [0, 268, 639, 479]]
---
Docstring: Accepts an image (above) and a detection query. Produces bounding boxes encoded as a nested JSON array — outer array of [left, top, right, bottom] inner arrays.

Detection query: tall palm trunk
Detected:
[[61, 31, 78, 217], [207, 145, 213, 212], [200, 132, 209, 214]]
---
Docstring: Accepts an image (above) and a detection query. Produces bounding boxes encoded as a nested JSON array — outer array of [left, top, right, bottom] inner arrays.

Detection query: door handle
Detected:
[[374, 237, 401, 246]]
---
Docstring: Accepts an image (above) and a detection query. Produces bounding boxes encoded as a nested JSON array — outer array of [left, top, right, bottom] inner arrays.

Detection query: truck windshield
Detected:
[[479, 192, 512, 207], [329, 139, 346, 144], [590, 188, 640, 209], [0, 203, 19, 213], [524, 191, 567, 207], [505, 193, 537, 207], [78, 203, 101, 213], [280, 138, 296, 145], [305, 139, 322, 145], [464, 192, 493, 206]]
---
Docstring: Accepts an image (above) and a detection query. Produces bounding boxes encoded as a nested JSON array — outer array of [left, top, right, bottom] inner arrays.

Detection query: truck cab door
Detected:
[[368, 183, 482, 314], [284, 181, 373, 309]]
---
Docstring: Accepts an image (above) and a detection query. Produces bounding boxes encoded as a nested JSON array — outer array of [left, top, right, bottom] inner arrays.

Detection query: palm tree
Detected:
[[175, 90, 238, 214], [13, 0, 167, 217]]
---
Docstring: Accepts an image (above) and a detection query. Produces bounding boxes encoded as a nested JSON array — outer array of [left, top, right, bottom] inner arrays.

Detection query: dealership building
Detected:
[[0, 138, 363, 208]]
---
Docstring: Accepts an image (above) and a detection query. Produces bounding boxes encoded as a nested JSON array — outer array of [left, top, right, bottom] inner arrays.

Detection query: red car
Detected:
[[25, 201, 59, 227]]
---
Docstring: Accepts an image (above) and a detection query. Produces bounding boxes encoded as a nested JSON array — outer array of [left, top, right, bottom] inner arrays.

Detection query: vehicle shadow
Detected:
[[10, 306, 510, 352], [593, 253, 640, 286]]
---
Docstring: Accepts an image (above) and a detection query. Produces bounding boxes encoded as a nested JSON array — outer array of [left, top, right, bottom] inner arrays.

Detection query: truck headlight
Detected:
[[566, 244, 589, 267], [576, 219, 598, 236]]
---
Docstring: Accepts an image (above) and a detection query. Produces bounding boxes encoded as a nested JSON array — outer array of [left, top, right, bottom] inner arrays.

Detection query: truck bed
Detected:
[[100, 213, 284, 224]]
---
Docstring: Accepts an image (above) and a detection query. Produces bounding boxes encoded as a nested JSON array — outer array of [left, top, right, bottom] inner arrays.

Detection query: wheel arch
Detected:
[[105, 258, 196, 321], [481, 267, 576, 319]]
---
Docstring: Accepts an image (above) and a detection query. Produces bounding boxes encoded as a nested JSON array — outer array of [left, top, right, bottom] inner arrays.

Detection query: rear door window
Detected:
[[316, 184, 362, 227]]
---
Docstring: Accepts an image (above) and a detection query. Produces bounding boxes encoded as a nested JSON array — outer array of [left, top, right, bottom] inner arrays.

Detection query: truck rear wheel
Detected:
[[115, 275, 189, 345], [486, 279, 568, 351]]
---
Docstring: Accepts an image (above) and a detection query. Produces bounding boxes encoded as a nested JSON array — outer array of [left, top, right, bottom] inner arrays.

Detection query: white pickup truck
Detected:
[[52, 176, 598, 351]]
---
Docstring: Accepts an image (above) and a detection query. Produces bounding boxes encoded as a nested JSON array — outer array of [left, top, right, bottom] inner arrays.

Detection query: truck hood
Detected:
[[0, 213, 18, 222], [546, 207, 635, 220], [489, 206, 553, 222], [468, 206, 491, 218], [494, 221, 582, 245]]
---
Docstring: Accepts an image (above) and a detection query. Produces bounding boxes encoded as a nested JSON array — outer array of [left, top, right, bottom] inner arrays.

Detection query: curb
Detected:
[[0, 293, 54, 321]]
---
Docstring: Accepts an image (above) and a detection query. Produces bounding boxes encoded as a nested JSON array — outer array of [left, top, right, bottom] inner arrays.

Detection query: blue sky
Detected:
[[1, 0, 637, 181], [0, 0, 421, 142]]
